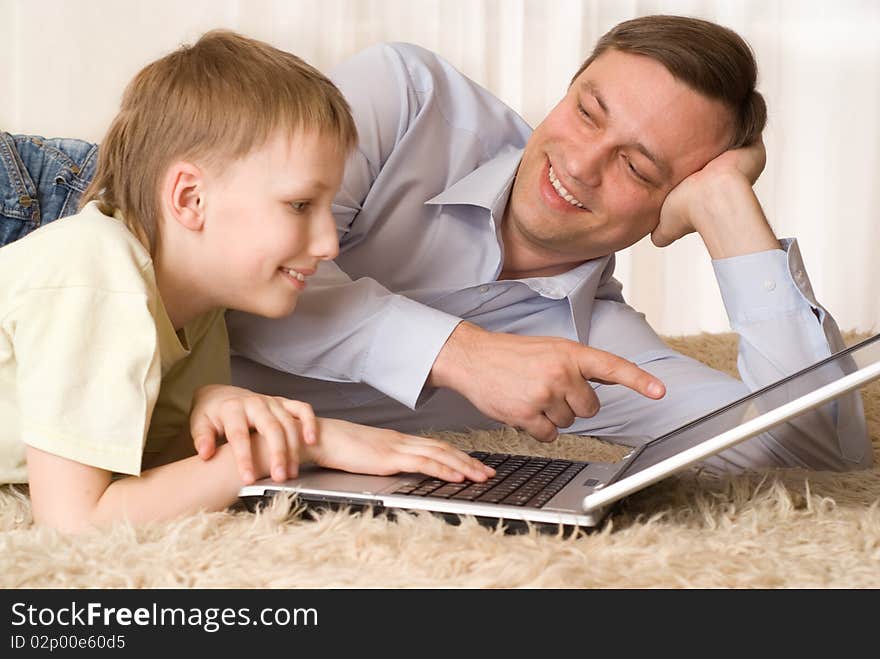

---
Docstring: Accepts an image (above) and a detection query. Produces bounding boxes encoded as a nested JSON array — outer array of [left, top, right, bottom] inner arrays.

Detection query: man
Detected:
[[0, 16, 870, 474], [226, 15, 870, 473]]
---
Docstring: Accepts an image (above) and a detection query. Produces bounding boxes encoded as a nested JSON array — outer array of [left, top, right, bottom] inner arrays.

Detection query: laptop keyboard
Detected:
[[391, 451, 589, 509]]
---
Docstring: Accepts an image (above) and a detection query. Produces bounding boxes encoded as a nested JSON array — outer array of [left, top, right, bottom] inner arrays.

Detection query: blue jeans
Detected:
[[0, 132, 98, 246]]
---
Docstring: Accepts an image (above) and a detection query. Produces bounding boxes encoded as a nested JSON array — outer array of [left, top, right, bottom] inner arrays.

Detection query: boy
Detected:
[[0, 30, 493, 533]]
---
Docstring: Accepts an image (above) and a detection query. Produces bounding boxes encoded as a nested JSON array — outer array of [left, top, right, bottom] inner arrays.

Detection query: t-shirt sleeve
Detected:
[[12, 287, 160, 476]]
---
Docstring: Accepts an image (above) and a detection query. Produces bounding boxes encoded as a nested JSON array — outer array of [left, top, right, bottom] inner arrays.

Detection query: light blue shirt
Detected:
[[226, 42, 870, 473]]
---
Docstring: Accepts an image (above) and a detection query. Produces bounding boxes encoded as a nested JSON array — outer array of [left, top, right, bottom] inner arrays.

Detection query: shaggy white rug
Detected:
[[2, 332, 878, 588]]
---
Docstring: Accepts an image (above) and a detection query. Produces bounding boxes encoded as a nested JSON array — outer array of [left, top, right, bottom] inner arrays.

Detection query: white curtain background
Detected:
[[2, 0, 878, 336]]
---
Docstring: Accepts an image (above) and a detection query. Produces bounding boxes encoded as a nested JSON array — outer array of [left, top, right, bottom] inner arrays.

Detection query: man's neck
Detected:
[[497, 209, 586, 281]]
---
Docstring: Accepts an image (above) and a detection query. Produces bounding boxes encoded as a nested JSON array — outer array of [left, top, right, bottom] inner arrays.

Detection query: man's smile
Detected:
[[539, 158, 590, 214], [548, 165, 586, 209]]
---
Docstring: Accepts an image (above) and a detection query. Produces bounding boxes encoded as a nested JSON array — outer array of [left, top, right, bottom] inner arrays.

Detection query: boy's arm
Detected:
[[26, 443, 254, 533], [25, 417, 494, 533]]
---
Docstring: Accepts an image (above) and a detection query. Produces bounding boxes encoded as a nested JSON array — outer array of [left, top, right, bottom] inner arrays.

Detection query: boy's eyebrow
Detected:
[[282, 180, 331, 194], [579, 80, 671, 181]]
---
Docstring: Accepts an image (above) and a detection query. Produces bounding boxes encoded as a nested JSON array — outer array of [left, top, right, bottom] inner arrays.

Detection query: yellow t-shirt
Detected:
[[0, 202, 230, 483]]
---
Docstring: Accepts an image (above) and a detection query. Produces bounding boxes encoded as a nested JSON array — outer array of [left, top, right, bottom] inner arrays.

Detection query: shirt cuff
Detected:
[[712, 237, 824, 325], [361, 296, 462, 409]]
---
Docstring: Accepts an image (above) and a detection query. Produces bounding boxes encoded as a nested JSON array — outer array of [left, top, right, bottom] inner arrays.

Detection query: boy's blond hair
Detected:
[[81, 30, 357, 252]]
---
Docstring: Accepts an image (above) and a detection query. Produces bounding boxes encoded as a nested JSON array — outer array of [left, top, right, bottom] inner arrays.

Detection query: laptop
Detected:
[[239, 333, 880, 531]]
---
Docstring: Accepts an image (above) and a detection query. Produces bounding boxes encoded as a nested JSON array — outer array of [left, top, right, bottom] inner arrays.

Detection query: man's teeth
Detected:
[[283, 268, 306, 281], [548, 166, 585, 209]]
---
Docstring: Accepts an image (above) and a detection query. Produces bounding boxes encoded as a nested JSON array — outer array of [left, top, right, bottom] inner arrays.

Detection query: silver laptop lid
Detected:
[[582, 334, 880, 512]]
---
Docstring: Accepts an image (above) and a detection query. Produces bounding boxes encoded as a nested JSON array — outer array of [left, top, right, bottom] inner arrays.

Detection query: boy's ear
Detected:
[[163, 161, 206, 231]]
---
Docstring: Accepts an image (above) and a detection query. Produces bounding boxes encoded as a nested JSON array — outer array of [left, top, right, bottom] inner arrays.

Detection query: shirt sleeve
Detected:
[[226, 43, 463, 409], [568, 240, 870, 473], [14, 287, 160, 476]]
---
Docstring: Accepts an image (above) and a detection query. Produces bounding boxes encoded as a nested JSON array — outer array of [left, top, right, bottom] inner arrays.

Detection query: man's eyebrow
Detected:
[[632, 143, 670, 180], [581, 81, 610, 116], [580, 80, 671, 181]]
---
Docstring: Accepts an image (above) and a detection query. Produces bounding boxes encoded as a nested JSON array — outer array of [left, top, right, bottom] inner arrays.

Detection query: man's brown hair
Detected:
[[81, 29, 357, 252], [572, 15, 766, 149]]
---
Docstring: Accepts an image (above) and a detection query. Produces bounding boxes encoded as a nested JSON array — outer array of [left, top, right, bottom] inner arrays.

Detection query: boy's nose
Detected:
[[311, 209, 340, 261]]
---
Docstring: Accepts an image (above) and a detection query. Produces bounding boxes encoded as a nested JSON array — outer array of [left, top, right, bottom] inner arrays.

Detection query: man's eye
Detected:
[[290, 201, 310, 212], [577, 103, 592, 121], [623, 157, 649, 184]]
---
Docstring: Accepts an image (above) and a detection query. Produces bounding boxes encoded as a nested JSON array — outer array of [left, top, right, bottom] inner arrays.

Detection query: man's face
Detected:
[[507, 49, 734, 263]]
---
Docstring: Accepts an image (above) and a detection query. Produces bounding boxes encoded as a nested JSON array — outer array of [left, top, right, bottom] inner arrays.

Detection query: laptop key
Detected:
[[428, 482, 472, 499], [399, 452, 590, 509]]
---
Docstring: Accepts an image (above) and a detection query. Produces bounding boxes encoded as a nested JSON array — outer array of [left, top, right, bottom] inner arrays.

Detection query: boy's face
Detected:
[[201, 129, 344, 318]]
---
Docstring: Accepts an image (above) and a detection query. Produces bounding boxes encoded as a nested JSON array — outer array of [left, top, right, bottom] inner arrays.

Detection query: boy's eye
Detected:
[[577, 103, 592, 122], [289, 201, 310, 212]]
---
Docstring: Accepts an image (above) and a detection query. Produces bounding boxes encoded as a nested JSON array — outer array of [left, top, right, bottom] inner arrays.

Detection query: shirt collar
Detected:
[[424, 147, 523, 220], [423, 145, 615, 310]]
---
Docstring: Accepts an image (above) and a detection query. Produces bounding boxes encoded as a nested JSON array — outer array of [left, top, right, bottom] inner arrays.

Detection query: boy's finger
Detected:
[[246, 398, 292, 483], [190, 416, 218, 460], [280, 399, 318, 444], [267, 400, 302, 479], [399, 454, 465, 483], [286, 443, 301, 480], [220, 410, 256, 484], [403, 442, 493, 482]]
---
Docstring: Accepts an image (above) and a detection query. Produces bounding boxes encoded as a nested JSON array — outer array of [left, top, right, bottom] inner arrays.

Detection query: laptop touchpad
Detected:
[[293, 465, 403, 495]]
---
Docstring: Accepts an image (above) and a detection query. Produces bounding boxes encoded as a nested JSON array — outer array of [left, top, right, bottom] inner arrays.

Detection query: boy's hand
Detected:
[[306, 418, 496, 483], [190, 384, 318, 484]]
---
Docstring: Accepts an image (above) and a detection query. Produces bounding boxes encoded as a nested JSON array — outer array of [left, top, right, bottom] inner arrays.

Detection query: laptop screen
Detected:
[[611, 333, 880, 481]]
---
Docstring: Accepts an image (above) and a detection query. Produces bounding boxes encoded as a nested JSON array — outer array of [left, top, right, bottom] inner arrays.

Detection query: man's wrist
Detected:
[[692, 174, 779, 259], [427, 321, 479, 390]]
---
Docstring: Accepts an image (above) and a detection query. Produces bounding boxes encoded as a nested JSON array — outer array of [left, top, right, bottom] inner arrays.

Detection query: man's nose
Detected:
[[564, 140, 606, 189], [311, 209, 340, 261]]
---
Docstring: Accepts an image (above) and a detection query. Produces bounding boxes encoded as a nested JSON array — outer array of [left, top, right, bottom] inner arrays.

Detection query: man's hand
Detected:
[[652, 138, 778, 258], [428, 322, 666, 442], [190, 384, 318, 484]]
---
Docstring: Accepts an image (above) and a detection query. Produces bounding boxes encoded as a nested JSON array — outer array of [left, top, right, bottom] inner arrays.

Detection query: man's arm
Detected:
[[651, 138, 775, 258], [578, 140, 870, 472], [228, 42, 664, 417]]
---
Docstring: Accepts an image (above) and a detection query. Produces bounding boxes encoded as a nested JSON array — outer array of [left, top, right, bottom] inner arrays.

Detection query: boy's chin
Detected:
[[241, 298, 298, 319]]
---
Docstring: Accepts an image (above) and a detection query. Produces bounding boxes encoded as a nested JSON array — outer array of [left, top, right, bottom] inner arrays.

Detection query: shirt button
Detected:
[[479, 285, 490, 294], [763, 279, 776, 292]]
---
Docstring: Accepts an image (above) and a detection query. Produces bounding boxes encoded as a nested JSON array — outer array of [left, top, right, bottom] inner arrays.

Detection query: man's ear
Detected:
[[163, 161, 206, 232]]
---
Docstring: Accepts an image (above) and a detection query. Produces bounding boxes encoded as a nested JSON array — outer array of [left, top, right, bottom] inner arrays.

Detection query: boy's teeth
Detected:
[[283, 268, 305, 281], [548, 166, 585, 209]]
